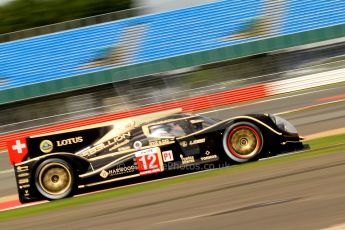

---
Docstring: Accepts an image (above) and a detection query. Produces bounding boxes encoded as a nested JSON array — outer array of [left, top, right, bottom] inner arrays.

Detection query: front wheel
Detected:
[[35, 158, 75, 200], [222, 122, 264, 163]]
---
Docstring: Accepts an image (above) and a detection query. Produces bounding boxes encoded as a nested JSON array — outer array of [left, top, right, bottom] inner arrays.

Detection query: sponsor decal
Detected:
[[40, 140, 53, 153], [100, 166, 137, 178], [201, 155, 217, 161], [189, 138, 206, 145], [16, 165, 29, 173], [180, 154, 195, 164], [18, 173, 30, 178], [149, 139, 174, 146], [179, 138, 206, 147], [24, 190, 30, 197], [162, 150, 174, 162], [135, 147, 158, 157], [57, 136, 83, 147], [82, 143, 104, 156], [107, 165, 136, 176], [135, 147, 163, 175], [19, 184, 30, 189], [200, 150, 217, 161], [109, 139, 130, 151], [100, 170, 109, 179], [81, 132, 130, 157], [18, 178, 29, 185], [139, 168, 161, 175]]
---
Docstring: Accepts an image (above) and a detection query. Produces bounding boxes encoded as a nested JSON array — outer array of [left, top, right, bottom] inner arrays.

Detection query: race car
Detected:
[[7, 109, 309, 203]]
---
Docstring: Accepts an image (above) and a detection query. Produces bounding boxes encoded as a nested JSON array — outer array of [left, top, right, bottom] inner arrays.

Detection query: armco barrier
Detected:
[[1, 67, 345, 150]]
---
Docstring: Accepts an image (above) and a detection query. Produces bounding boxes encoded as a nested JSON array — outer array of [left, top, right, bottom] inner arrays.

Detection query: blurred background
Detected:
[[0, 0, 344, 145]]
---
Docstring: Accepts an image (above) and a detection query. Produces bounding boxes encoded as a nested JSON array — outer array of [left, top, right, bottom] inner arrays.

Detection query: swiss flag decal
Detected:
[[7, 138, 28, 165]]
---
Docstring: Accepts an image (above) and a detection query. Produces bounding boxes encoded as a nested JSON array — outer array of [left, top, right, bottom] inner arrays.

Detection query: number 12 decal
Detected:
[[135, 147, 164, 175], [137, 154, 157, 171]]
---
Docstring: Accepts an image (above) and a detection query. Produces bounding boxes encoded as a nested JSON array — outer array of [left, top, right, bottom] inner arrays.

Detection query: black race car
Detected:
[[7, 109, 309, 203]]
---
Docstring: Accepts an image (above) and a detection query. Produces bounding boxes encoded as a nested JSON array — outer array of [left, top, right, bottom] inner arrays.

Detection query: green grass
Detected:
[[307, 134, 345, 149], [1, 133, 345, 220]]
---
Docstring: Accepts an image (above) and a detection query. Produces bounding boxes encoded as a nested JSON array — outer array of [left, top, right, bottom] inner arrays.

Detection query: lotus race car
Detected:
[[7, 109, 309, 203]]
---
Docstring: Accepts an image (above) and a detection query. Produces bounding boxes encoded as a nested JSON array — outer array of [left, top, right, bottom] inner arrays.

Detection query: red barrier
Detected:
[[0, 84, 268, 149]]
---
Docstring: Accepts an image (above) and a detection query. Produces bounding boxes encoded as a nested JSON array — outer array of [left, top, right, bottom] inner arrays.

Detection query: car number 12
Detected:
[[137, 154, 157, 170], [135, 147, 163, 175]]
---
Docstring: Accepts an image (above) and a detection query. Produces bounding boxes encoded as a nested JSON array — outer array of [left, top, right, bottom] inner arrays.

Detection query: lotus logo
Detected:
[[40, 140, 53, 153]]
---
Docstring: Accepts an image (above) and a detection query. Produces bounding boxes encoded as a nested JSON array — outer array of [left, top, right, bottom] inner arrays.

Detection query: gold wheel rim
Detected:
[[228, 126, 260, 158], [38, 163, 72, 196]]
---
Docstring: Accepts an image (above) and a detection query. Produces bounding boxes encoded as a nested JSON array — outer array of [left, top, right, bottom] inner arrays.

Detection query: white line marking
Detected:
[[156, 198, 299, 225], [198, 85, 345, 115], [157, 213, 208, 224], [276, 98, 345, 115]]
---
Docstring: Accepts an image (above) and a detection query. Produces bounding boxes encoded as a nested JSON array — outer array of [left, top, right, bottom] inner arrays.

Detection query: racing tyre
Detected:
[[35, 158, 75, 200], [223, 122, 264, 163]]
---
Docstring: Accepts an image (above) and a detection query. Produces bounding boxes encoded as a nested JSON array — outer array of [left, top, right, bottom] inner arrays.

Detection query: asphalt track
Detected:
[[2, 150, 345, 230], [0, 84, 345, 229]]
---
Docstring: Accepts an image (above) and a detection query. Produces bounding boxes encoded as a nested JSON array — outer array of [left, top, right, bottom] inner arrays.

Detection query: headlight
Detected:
[[269, 115, 297, 134]]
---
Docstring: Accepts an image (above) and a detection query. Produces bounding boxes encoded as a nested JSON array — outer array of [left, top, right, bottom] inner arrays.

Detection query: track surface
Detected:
[[0, 84, 344, 229], [1, 149, 345, 229]]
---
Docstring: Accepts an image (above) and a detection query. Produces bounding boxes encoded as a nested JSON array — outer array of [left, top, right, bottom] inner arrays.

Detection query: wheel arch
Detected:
[[225, 117, 281, 138], [31, 153, 91, 200], [222, 117, 284, 159], [31, 153, 90, 177]]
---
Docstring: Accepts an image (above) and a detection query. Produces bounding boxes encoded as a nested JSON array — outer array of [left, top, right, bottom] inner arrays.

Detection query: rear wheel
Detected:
[[35, 158, 75, 200], [223, 122, 264, 163]]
